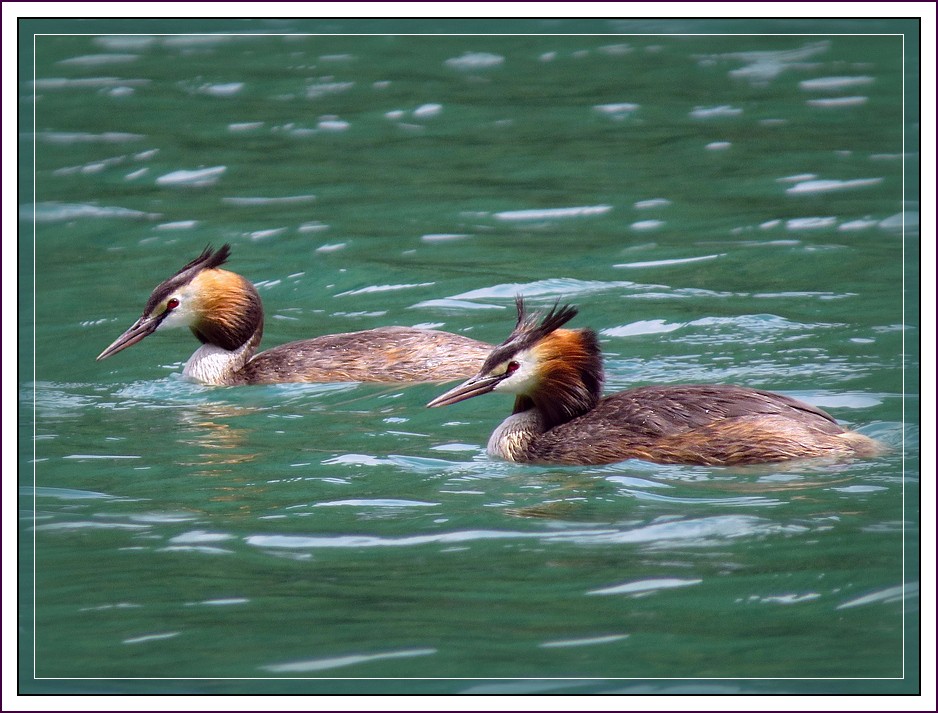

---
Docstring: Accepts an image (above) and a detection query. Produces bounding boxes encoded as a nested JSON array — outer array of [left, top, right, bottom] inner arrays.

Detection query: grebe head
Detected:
[[428, 297, 603, 424], [96, 244, 263, 361]]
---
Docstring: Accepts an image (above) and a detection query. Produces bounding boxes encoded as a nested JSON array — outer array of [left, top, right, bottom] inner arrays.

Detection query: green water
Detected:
[[19, 19, 919, 695]]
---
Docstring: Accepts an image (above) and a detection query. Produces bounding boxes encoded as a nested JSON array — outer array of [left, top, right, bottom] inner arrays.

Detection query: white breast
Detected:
[[486, 410, 542, 462], [182, 341, 252, 385]]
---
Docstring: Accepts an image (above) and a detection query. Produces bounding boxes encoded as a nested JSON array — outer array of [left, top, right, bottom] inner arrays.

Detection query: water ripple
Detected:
[[263, 647, 437, 674], [312, 499, 440, 508], [836, 583, 915, 610], [799, 76, 874, 91], [156, 166, 226, 187], [587, 578, 702, 596], [34, 521, 150, 532], [448, 278, 637, 302], [246, 515, 801, 552], [494, 205, 612, 221], [28, 486, 125, 501], [622, 490, 781, 507], [540, 634, 630, 648], [29, 202, 158, 222], [123, 632, 180, 645], [35, 130, 144, 143], [444, 52, 504, 71], [786, 178, 883, 195], [614, 253, 723, 269]]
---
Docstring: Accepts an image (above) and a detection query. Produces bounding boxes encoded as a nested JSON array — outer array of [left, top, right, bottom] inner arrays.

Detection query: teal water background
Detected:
[[19, 18, 919, 695]]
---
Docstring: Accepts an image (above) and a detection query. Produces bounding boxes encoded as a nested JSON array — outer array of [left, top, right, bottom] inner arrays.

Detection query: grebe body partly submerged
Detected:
[[428, 298, 881, 466], [97, 245, 491, 385]]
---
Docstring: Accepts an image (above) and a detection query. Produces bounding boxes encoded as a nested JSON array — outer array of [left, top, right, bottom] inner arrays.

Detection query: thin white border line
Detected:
[[28, 675, 910, 681], [900, 29, 906, 684], [30, 32, 909, 37], [27, 27, 916, 687], [32, 30, 38, 684]]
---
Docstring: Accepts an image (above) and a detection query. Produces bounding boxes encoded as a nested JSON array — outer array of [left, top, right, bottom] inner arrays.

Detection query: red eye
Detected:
[[505, 361, 520, 376], [166, 298, 179, 311]]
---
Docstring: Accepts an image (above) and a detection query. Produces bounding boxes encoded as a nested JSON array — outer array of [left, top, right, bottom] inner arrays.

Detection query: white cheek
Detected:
[[492, 352, 539, 395], [157, 300, 198, 330]]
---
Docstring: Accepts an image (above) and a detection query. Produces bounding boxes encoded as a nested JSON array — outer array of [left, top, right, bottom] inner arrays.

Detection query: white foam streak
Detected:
[[588, 578, 703, 596], [156, 166, 226, 187], [264, 648, 437, 673], [336, 282, 434, 297], [615, 254, 723, 269], [222, 194, 316, 206], [29, 202, 159, 222], [786, 178, 883, 194], [836, 583, 915, 610], [445, 52, 504, 70], [36, 131, 144, 143], [799, 76, 874, 91], [247, 516, 799, 551], [690, 105, 743, 119], [806, 96, 868, 108], [34, 77, 150, 90], [58, 54, 139, 66], [494, 205, 611, 221]]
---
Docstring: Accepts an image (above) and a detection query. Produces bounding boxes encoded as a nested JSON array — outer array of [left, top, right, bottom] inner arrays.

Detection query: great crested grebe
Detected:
[[96, 244, 492, 385], [428, 298, 882, 466]]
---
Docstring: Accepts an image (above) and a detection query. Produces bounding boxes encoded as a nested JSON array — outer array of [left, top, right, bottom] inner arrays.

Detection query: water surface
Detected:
[[19, 18, 919, 695]]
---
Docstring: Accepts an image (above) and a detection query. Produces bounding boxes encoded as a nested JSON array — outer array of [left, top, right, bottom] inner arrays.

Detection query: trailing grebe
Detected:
[[96, 244, 492, 385], [428, 298, 881, 466]]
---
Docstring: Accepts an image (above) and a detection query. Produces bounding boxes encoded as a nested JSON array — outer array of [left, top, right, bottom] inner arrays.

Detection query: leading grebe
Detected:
[[96, 244, 492, 385], [428, 298, 881, 466]]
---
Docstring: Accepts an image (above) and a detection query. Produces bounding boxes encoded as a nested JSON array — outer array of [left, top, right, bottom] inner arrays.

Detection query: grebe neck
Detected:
[[182, 324, 263, 385], [487, 331, 604, 459], [178, 269, 265, 385]]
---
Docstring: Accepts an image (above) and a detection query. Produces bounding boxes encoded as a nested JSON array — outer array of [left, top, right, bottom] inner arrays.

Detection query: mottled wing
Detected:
[[525, 384, 847, 466], [238, 327, 491, 384], [595, 384, 841, 438]]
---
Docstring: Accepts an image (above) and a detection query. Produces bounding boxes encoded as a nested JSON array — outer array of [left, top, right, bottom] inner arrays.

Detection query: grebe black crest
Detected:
[[428, 297, 882, 466], [97, 244, 492, 385]]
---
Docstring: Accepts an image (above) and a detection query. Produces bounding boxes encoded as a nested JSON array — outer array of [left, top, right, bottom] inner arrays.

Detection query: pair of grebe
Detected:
[[98, 246, 879, 466]]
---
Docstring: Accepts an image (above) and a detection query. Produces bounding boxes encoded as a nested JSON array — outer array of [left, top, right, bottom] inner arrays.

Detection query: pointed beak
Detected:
[[96, 314, 162, 361], [427, 372, 504, 408]]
